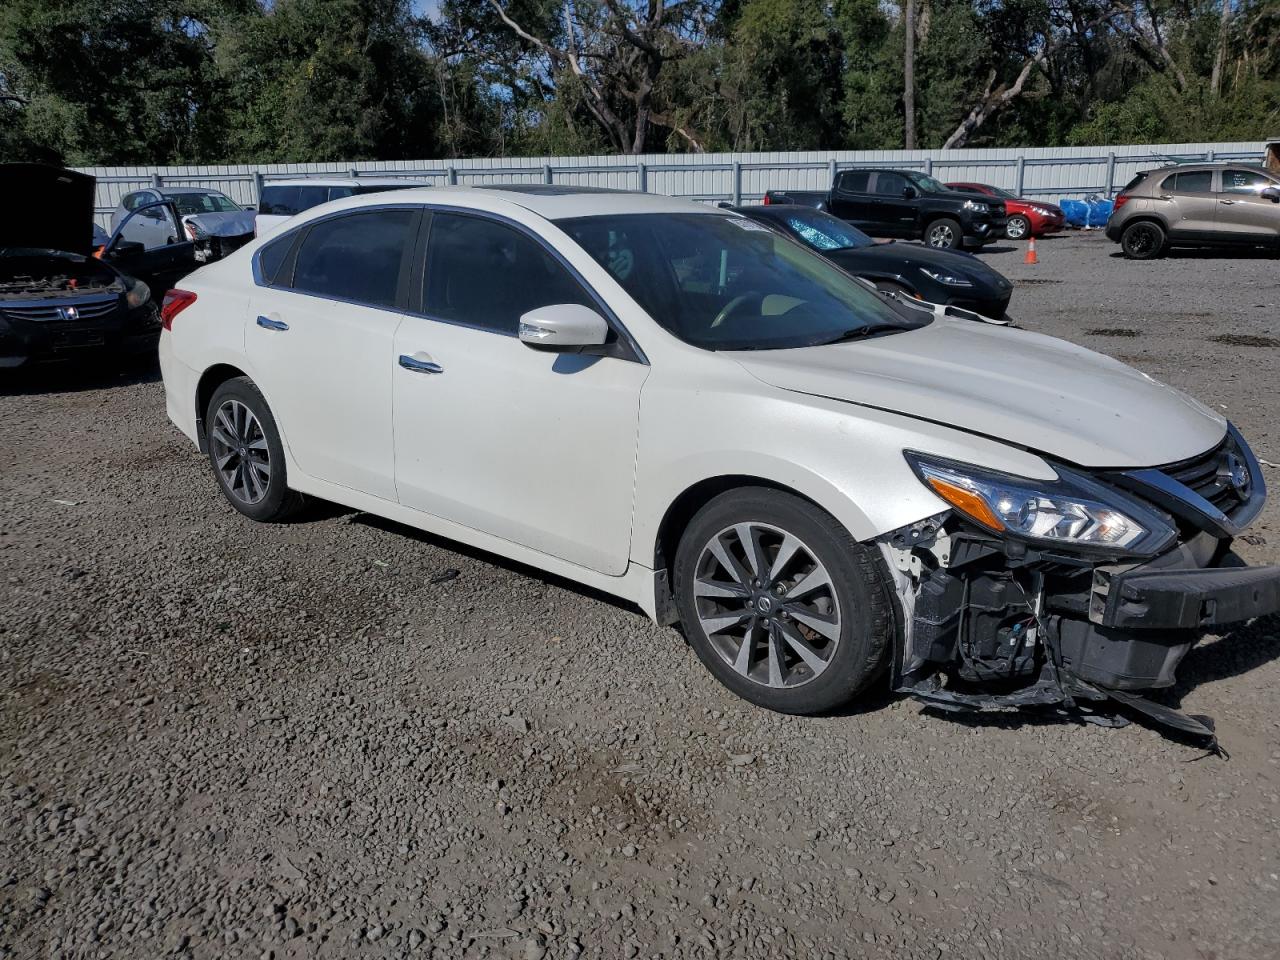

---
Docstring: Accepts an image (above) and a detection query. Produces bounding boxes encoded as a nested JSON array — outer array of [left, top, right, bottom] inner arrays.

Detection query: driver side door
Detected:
[[105, 200, 196, 291]]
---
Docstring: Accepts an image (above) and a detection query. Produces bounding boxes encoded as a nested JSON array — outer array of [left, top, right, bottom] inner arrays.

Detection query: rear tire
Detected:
[[1005, 215, 1031, 240], [673, 488, 894, 715], [924, 218, 963, 249], [206, 377, 305, 522], [1120, 221, 1166, 260]]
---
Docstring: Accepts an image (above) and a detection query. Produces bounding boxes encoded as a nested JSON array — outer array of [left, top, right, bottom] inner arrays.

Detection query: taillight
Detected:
[[160, 289, 197, 330], [762, 194, 772, 205], [1112, 194, 1131, 211]]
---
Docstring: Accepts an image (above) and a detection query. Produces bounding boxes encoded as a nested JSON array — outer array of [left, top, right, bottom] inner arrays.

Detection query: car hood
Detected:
[[182, 210, 257, 237], [0, 163, 96, 256], [727, 319, 1226, 468], [829, 244, 1012, 292]]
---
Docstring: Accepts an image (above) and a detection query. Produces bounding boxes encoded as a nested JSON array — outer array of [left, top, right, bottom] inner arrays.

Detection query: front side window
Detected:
[[558, 213, 921, 352], [423, 213, 594, 335], [1221, 169, 1275, 195], [874, 172, 910, 197], [291, 209, 416, 308], [1162, 170, 1213, 193], [780, 211, 874, 251]]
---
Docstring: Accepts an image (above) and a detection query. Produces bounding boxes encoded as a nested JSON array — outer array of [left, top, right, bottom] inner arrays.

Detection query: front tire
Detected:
[[673, 488, 894, 715], [1120, 221, 1166, 260], [206, 377, 304, 522], [924, 218, 963, 249], [1005, 215, 1031, 240]]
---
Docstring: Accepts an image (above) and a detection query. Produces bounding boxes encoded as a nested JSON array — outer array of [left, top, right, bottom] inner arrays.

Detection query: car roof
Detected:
[[305, 184, 720, 220], [261, 177, 427, 188], [1148, 162, 1271, 175], [157, 187, 230, 195]]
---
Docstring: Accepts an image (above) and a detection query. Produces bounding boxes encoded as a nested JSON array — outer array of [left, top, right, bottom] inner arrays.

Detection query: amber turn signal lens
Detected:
[[924, 476, 1006, 531]]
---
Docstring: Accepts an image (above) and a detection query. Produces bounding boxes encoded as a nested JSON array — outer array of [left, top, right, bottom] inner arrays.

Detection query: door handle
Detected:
[[1158, 195, 1174, 201], [1218, 199, 1236, 205], [399, 354, 444, 374], [256, 315, 289, 331]]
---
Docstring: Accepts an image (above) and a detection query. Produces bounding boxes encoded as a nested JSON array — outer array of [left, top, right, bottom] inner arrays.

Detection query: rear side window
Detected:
[[292, 209, 416, 309], [835, 171, 870, 193], [296, 185, 330, 211], [1161, 170, 1213, 193], [257, 233, 295, 286], [1221, 169, 1275, 194], [423, 213, 593, 335], [259, 186, 298, 216], [1120, 172, 1148, 193]]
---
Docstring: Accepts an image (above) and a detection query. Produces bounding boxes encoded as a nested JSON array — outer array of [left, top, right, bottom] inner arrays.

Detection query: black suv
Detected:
[[765, 168, 1007, 249]]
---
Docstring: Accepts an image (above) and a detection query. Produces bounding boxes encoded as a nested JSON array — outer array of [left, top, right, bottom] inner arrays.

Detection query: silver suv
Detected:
[[1106, 163, 1280, 259]]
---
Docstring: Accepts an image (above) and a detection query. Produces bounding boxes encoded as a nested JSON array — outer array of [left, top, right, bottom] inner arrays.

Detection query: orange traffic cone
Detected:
[[1024, 237, 1038, 265]]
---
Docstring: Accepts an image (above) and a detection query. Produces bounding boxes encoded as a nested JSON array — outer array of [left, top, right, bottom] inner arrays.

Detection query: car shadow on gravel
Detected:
[[0, 357, 160, 396], [1155, 613, 1280, 709], [348, 512, 651, 618]]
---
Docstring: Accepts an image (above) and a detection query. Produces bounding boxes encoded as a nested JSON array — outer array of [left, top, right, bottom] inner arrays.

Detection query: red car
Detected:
[[945, 183, 1065, 240]]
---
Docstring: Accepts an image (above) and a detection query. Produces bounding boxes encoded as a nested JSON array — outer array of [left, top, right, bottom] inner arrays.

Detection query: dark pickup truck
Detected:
[[765, 168, 1006, 249]]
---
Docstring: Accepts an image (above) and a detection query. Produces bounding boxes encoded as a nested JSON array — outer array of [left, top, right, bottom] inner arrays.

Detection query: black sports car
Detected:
[[1, 164, 195, 368], [732, 204, 1015, 320]]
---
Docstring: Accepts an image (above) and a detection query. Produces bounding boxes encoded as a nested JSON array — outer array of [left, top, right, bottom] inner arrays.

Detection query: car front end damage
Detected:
[[879, 424, 1277, 745]]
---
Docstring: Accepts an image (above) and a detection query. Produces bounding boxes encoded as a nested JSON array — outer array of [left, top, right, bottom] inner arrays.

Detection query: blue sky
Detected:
[[411, 0, 441, 20]]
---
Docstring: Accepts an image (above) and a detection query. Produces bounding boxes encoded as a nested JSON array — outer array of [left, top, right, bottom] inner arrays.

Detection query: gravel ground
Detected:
[[2, 231, 1278, 960]]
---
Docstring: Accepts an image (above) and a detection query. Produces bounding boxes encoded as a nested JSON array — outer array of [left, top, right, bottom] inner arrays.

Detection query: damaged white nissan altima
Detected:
[[158, 185, 1277, 741]]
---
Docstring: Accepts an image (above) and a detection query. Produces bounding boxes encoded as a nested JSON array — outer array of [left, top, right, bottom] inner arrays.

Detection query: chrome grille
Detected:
[[1163, 435, 1246, 516], [2, 295, 120, 323]]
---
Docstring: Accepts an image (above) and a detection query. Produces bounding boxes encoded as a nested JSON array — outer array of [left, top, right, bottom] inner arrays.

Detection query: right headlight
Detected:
[[905, 452, 1176, 556], [962, 200, 989, 213]]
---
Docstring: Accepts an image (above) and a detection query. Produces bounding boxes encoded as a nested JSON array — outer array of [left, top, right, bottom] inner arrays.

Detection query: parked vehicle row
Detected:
[[765, 168, 1009, 250], [1106, 162, 1280, 259], [158, 184, 1277, 742]]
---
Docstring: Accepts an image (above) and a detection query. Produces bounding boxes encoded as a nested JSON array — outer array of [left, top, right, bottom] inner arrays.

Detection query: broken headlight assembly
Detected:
[[904, 452, 1176, 558]]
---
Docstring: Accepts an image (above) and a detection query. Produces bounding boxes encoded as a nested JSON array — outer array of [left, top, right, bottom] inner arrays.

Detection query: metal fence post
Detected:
[[732, 161, 742, 205], [448, 165, 458, 186], [1015, 156, 1026, 197], [1206, 149, 1215, 162], [350, 168, 359, 179], [1105, 151, 1116, 197], [253, 171, 264, 206], [829, 158, 837, 183], [924, 157, 933, 175], [152, 173, 162, 189], [543, 164, 553, 184], [637, 161, 647, 193]]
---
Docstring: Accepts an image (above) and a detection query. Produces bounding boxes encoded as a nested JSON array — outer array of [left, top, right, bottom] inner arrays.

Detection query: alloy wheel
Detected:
[[1126, 224, 1159, 256], [1006, 217, 1028, 240], [209, 399, 271, 505], [928, 224, 956, 248], [692, 522, 842, 688]]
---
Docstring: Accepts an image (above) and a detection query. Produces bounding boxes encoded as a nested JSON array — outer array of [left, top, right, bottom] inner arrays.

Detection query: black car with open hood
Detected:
[[0, 164, 196, 367]]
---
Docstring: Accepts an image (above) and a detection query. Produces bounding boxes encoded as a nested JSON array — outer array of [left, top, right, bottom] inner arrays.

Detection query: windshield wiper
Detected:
[[818, 323, 906, 346]]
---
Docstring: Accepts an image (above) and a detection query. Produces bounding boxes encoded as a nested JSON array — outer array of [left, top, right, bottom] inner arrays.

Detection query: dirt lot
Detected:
[[2, 232, 1278, 960]]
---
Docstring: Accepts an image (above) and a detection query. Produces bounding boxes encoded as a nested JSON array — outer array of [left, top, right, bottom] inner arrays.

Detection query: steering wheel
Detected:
[[711, 291, 764, 329]]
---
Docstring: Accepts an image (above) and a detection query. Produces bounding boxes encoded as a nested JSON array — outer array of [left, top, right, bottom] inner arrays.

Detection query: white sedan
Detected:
[[159, 185, 1275, 729]]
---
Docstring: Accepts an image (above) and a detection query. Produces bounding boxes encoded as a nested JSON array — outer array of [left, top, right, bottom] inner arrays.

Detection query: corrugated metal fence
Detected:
[[78, 140, 1267, 228]]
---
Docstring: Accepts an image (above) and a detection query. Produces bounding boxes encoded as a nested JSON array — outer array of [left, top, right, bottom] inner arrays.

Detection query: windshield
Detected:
[[170, 192, 241, 215], [907, 172, 950, 194], [773, 210, 874, 252], [557, 213, 921, 351]]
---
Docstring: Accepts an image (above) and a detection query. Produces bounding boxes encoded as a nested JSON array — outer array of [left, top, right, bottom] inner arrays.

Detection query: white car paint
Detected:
[[159, 186, 1227, 621]]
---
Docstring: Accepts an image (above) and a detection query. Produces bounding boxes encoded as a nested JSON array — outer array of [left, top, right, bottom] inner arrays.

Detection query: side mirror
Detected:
[[518, 304, 610, 350], [1262, 187, 1280, 203], [902, 186, 918, 199]]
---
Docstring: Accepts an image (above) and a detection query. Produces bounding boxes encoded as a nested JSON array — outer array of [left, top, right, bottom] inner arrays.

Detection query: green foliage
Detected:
[[1, 0, 1277, 164]]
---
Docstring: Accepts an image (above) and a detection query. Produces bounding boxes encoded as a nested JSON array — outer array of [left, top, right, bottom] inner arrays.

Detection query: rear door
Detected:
[[1157, 169, 1218, 238], [827, 171, 877, 229], [245, 206, 420, 501], [1216, 168, 1280, 240]]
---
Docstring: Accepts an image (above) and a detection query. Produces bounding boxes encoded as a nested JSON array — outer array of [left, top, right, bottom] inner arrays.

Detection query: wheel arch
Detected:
[[648, 472, 871, 626], [194, 363, 250, 452]]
